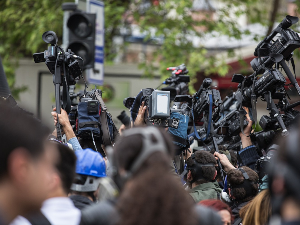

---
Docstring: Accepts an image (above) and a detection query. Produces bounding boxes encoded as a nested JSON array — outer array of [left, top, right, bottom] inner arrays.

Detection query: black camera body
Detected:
[[33, 31, 82, 86], [162, 64, 190, 100], [254, 15, 300, 60], [33, 31, 84, 140], [253, 69, 286, 97], [193, 78, 222, 125], [251, 130, 276, 151], [215, 109, 249, 137], [232, 69, 286, 107], [213, 91, 252, 139], [131, 88, 181, 128], [141, 88, 154, 109]]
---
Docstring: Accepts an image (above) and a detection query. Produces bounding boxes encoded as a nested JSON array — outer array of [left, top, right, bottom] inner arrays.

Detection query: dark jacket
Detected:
[[238, 145, 260, 170], [0, 210, 5, 225], [231, 201, 249, 224], [80, 200, 222, 225], [194, 205, 223, 225], [189, 181, 222, 203], [80, 200, 119, 225], [281, 221, 300, 225], [69, 195, 93, 210]]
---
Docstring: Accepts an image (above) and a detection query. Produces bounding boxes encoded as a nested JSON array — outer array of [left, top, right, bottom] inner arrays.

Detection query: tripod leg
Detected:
[[265, 92, 289, 136]]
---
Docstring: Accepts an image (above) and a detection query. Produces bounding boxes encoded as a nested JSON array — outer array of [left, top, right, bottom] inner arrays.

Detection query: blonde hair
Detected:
[[240, 190, 271, 225]]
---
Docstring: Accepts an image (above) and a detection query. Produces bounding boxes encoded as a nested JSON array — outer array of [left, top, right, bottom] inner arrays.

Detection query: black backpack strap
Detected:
[[78, 121, 99, 128], [233, 217, 242, 225], [94, 90, 119, 146], [25, 211, 51, 225]]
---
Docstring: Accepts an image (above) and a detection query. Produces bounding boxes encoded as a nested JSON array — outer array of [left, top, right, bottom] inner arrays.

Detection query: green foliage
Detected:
[[1, 0, 298, 99], [104, 0, 262, 84], [104, 0, 131, 62], [0, 0, 67, 99]]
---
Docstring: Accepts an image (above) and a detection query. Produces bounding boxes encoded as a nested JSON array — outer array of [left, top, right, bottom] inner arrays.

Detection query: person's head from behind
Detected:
[[0, 104, 57, 223], [113, 126, 197, 225], [186, 151, 217, 187], [48, 138, 77, 197], [239, 189, 271, 225], [229, 150, 237, 167], [70, 148, 106, 201], [227, 166, 259, 203], [268, 122, 300, 221], [199, 199, 233, 225]]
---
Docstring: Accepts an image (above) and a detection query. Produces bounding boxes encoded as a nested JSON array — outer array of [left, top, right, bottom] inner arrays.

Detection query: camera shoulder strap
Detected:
[[62, 64, 71, 114], [94, 90, 119, 146], [25, 211, 51, 225], [233, 218, 242, 225], [291, 57, 296, 79]]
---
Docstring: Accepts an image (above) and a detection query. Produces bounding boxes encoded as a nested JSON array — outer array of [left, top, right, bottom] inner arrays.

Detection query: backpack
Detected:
[[76, 89, 119, 146]]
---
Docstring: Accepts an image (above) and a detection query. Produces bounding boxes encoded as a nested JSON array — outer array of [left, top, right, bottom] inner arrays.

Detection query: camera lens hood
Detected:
[[42, 31, 58, 45]]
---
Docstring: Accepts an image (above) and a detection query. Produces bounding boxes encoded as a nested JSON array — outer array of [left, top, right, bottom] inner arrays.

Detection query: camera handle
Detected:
[[54, 60, 62, 141], [280, 60, 300, 96], [212, 136, 226, 185], [265, 92, 289, 136]]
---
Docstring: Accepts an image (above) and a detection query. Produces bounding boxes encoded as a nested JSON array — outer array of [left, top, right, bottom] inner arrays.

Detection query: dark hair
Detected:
[[186, 151, 217, 183], [0, 103, 50, 179], [215, 146, 237, 167], [268, 121, 300, 213], [71, 175, 95, 201], [53, 142, 77, 193], [199, 199, 233, 222], [229, 150, 237, 167], [115, 127, 197, 225], [227, 166, 258, 202]]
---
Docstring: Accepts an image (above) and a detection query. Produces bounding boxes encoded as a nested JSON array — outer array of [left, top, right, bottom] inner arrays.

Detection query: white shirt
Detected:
[[10, 197, 81, 225]]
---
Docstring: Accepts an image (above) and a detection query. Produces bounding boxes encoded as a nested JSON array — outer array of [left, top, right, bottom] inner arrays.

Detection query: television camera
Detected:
[[33, 31, 83, 140]]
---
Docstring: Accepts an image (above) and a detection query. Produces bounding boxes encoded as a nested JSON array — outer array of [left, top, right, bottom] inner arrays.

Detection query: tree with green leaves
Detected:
[[0, 0, 67, 98], [0, 0, 296, 98]]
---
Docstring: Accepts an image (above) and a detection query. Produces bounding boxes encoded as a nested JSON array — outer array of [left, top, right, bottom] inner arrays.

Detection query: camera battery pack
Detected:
[[149, 90, 170, 118], [87, 100, 99, 114]]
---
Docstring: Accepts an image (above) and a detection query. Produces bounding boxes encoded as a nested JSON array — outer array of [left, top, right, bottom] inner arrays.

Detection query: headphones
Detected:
[[106, 127, 169, 189], [228, 168, 258, 201], [182, 153, 215, 183]]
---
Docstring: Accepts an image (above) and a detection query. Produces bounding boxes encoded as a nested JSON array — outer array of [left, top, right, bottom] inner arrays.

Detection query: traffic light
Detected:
[[66, 11, 96, 70]]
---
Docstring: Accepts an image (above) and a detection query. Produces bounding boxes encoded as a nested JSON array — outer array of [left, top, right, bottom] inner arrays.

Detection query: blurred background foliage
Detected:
[[0, 0, 296, 98], [0, 0, 67, 98]]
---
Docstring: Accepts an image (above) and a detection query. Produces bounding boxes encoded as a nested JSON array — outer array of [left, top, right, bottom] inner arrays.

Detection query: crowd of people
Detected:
[[0, 96, 300, 225]]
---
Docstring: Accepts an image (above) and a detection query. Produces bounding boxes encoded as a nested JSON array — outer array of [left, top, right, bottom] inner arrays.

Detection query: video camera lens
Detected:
[[255, 130, 275, 150], [123, 97, 135, 109], [280, 15, 299, 29], [202, 78, 212, 88], [117, 110, 131, 128], [45, 35, 54, 43], [42, 31, 58, 45]]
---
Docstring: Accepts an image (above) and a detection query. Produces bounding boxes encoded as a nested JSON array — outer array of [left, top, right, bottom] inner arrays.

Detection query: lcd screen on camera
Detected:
[[157, 93, 169, 114], [149, 90, 170, 118]]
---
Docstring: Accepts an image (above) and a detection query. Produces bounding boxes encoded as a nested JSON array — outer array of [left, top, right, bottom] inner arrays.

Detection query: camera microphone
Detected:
[[72, 55, 83, 60]]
